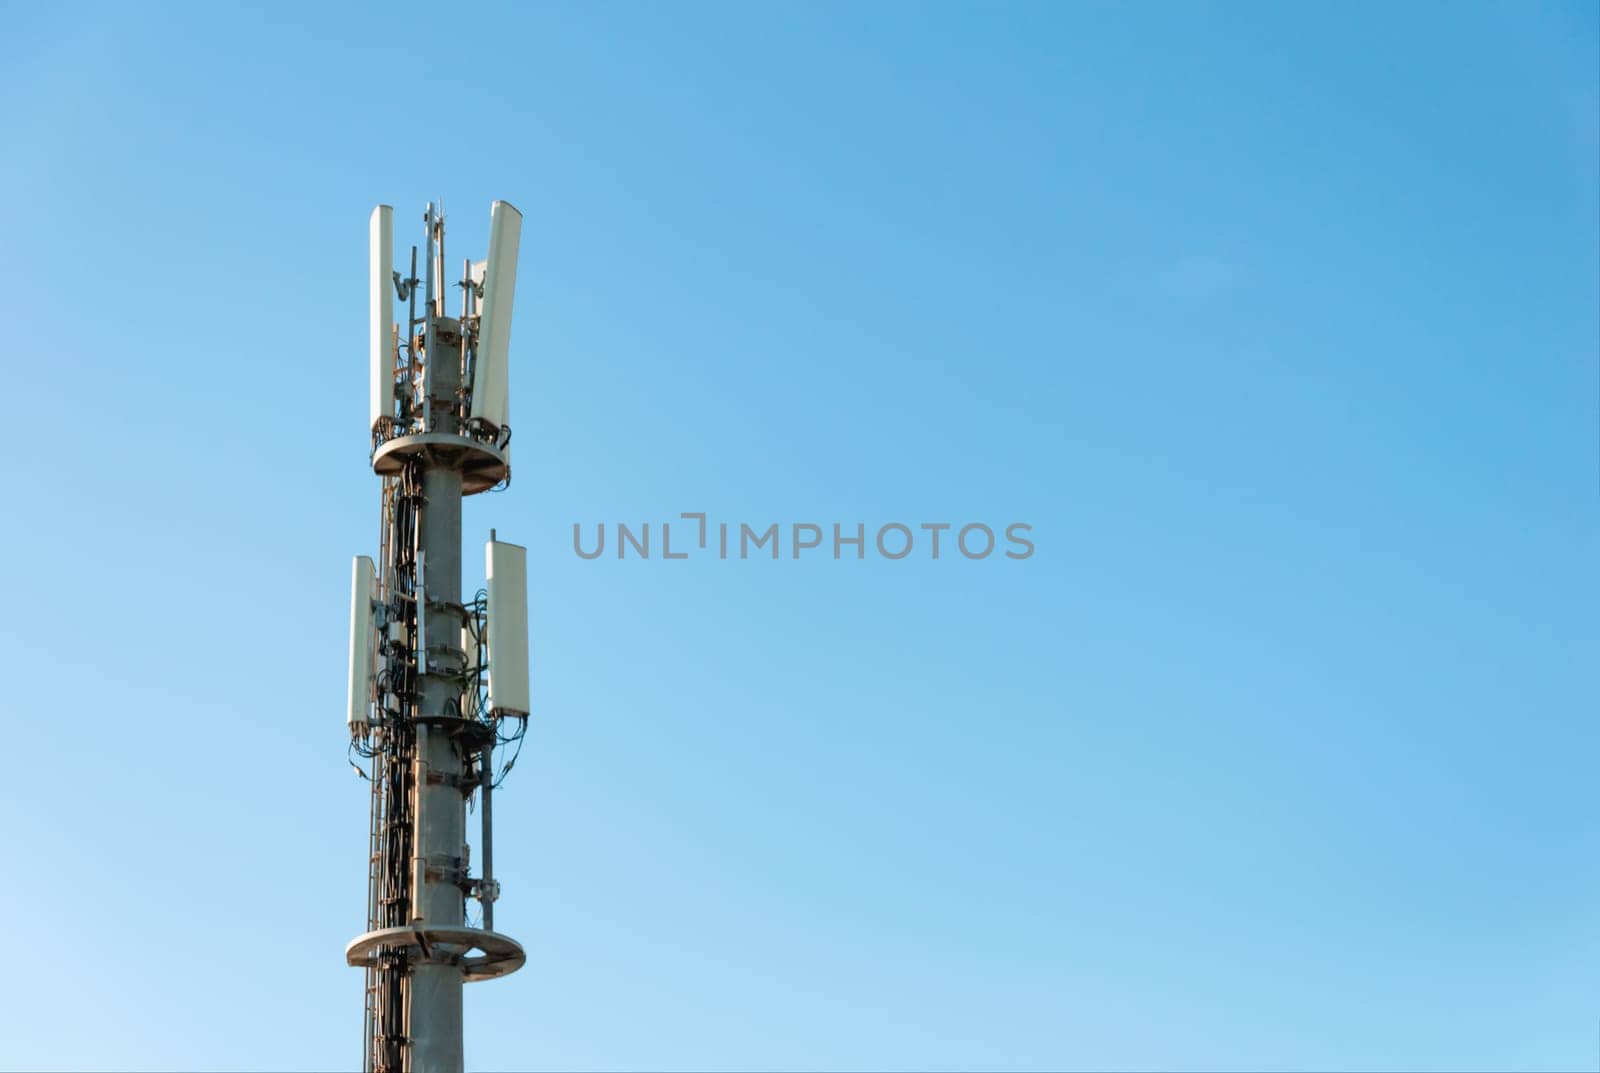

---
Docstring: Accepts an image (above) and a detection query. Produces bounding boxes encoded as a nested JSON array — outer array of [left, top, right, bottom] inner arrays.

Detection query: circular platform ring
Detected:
[[372, 432, 509, 495], [345, 925, 525, 983]]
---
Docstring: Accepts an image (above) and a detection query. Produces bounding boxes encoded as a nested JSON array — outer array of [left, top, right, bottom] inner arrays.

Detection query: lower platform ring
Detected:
[[345, 925, 525, 982]]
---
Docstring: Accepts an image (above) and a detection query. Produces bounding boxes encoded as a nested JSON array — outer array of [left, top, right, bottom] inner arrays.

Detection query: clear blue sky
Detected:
[[1, 2, 1596, 1070]]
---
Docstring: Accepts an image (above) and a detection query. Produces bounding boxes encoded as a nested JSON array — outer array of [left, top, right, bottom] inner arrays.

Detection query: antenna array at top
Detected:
[[368, 201, 524, 480]]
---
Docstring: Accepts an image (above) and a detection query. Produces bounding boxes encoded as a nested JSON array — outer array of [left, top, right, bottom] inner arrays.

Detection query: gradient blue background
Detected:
[[1, 2, 1596, 1069]]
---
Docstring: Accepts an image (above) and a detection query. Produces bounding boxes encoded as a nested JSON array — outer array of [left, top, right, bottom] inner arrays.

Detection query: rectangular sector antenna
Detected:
[[347, 556, 378, 731], [471, 200, 523, 431], [485, 539, 530, 716], [369, 206, 395, 431]]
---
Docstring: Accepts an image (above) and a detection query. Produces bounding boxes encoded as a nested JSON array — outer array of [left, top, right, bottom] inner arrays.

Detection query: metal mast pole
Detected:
[[348, 200, 528, 1073], [409, 312, 467, 1070]]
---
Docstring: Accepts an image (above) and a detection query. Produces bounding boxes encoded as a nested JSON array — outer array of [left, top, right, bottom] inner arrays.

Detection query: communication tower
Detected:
[[345, 200, 530, 1073]]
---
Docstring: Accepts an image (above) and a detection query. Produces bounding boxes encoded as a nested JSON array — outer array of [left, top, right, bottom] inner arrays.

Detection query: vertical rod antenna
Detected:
[[422, 204, 437, 429], [435, 202, 446, 319], [461, 257, 473, 390], [481, 743, 495, 932], [407, 244, 419, 359]]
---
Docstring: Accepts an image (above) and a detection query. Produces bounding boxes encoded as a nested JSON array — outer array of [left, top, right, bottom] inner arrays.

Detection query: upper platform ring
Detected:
[[372, 432, 509, 495]]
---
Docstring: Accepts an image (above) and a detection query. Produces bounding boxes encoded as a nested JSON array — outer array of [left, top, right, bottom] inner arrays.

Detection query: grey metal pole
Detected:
[[409, 323, 467, 1073]]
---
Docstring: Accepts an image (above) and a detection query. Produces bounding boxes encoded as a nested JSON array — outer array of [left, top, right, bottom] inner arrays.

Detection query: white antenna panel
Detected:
[[485, 538, 530, 716], [347, 555, 378, 731], [471, 200, 523, 431], [369, 205, 395, 431]]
